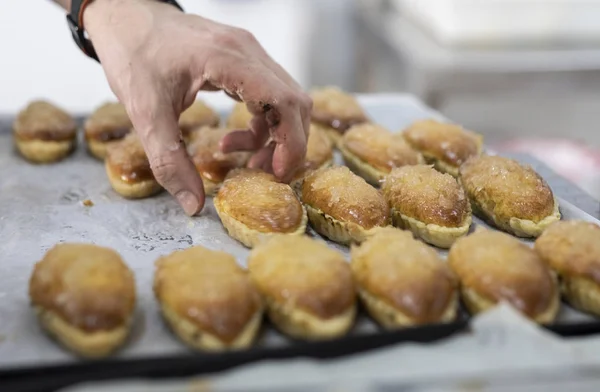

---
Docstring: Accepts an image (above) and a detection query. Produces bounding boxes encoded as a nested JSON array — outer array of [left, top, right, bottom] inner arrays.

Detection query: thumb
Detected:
[[131, 103, 205, 216]]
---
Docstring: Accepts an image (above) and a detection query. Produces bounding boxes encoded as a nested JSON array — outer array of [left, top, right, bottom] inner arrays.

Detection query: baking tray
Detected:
[[1, 95, 600, 391]]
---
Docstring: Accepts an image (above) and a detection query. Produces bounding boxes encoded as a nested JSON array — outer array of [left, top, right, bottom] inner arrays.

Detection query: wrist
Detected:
[[82, 0, 123, 36]]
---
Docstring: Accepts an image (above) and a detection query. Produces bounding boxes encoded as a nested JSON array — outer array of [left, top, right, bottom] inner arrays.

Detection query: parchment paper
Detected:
[[1, 94, 600, 386]]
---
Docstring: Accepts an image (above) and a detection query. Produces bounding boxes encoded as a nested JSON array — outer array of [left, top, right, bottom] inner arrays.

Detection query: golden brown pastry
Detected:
[[448, 229, 559, 323], [105, 133, 162, 199], [339, 123, 424, 185], [535, 220, 600, 317], [188, 127, 251, 195], [84, 102, 132, 160], [179, 100, 220, 142], [310, 86, 368, 146], [459, 155, 560, 237], [301, 166, 390, 245], [289, 123, 334, 193], [381, 165, 471, 248], [29, 243, 136, 357], [402, 119, 483, 177], [154, 246, 263, 351], [351, 228, 458, 328], [214, 169, 307, 248], [226, 101, 253, 130], [248, 235, 355, 340], [13, 100, 77, 163]]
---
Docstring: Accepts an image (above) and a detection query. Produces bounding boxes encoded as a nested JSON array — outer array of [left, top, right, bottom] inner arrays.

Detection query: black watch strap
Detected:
[[67, 0, 184, 62]]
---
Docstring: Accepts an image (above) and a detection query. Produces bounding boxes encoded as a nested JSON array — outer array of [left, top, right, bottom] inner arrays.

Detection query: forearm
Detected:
[[53, 0, 71, 10]]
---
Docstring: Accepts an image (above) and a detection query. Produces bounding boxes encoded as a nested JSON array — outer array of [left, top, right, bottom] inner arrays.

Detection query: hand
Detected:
[[84, 0, 311, 215]]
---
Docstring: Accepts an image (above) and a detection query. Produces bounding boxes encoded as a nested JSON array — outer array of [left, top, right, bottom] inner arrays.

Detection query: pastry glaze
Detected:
[[382, 165, 471, 248], [13, 100, 77, 163], [351, 228, 457, 327], [310, 86, 368, 144], [535, 220, 600, 316], [249, 235, 356, 339], [188, 127, 250, 194], [460, 155, 560, 237], [340, 123, 424, 185], [403, 119, 482, 176], [214, 169, 307, 247], [105, 133, 162, 198], [302, 166, 390, 244], [85, 102, 132, 159], [154, 246, 262, 350], [448, 229, 559, 323], [29, 243, 135, 357]]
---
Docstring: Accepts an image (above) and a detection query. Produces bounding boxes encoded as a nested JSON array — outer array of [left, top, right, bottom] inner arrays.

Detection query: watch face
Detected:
[[66, 13, 99, 61], [66, 0, 182, 62]]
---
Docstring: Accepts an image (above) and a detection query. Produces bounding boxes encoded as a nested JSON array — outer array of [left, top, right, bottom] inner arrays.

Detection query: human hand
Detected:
[[84, 0, 311, 215]]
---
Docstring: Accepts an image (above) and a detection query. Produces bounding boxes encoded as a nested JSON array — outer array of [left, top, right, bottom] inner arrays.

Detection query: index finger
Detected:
[[266, 100, 307, 181], [202, 57, 308, 180], [127, 99, 206, 215]]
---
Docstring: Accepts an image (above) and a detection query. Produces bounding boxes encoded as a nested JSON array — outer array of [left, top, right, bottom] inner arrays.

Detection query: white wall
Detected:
[[0, 0, 312, 114]]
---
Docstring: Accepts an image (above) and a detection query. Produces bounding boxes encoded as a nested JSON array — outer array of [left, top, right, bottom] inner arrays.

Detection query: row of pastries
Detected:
[[12, 100, 220, 162], [12, 87, 561, 247], [29, 219, 600, 358], [15, 87, 600, 359]]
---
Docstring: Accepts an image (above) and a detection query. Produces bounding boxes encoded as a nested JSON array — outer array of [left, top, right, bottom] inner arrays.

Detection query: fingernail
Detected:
[[176, 191, 200, 216]]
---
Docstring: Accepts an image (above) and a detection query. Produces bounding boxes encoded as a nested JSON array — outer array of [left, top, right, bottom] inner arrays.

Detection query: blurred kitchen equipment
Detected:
[[395, 0, 600, 47]]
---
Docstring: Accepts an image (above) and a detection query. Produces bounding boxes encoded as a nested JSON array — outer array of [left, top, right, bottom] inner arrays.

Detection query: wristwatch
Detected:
[[67, 0, 184, 62]]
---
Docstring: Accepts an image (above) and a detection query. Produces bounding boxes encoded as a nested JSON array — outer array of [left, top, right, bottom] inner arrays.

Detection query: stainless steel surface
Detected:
[[0, 95, 599, 370]]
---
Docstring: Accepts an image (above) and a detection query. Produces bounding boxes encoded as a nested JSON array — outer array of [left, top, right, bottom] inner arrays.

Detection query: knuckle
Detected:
[[213, 29, 241, 49], [300, 93, 313, 112], [149, 154, 178, 187], [214, 27, 256, 50], [280, 90, 298, 108], [234, 27, 257, 43]]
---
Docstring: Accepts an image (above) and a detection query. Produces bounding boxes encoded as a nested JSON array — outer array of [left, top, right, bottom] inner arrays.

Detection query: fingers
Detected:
[[220, 130, 257, 153], [248, 141, 276, 173], [200, 39, 311, 181], [255, 55, 312, 141], [269, 103, 307, 181], [129, 101, 205, 216], [220, 114, 269, 153]]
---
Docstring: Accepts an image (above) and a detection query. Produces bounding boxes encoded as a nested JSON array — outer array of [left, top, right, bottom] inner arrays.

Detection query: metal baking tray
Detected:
[[1, 95, 599, 391]]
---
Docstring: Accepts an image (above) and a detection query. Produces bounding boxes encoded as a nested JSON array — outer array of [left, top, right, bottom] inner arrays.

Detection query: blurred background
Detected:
[[0, 0, 598, 199]]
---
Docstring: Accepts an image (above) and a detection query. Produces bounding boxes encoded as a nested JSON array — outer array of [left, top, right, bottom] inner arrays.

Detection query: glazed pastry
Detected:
[[301, 166, 390, 245], [535, 220, 600, 317], [448, 229, 559, 323], [29, 243, 136, 357], [188, 127, 251, 195], [402, 119, 483, 177], [13, 100, 77, 163], [226, 101, 253, 130], [105, 133, 162, 199], [381, 165, 471, 248], [351, 228, 458, 328], [179, 100, 220, 143], [339, 123, 424, 185], [459, 155, 560, 237], [310, 86, 368, 146], [214, 169, 307, 248], [154, 246, 263, 351], [289, 123, 334, 193], [84, 102, 132, 160], [248, 235, 356, 340]]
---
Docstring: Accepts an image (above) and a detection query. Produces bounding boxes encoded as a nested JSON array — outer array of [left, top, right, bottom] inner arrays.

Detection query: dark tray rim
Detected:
[[0, 319, 468, 392], [2, 315, 600, 392]]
